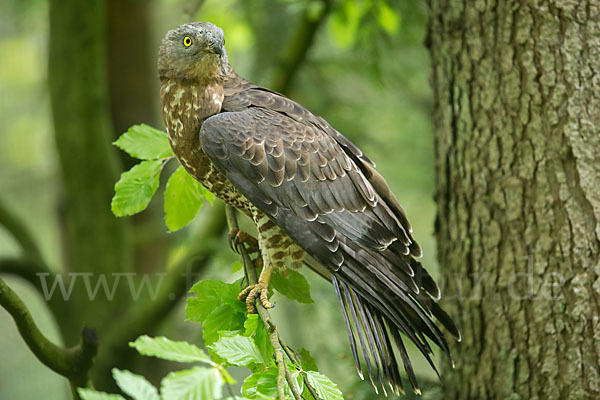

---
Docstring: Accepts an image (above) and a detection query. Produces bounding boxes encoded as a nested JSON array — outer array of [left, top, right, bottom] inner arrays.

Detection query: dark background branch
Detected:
[[0, 257, 54, 298], [269, 0, 332, 94], [0, 278, 98, 399], [0, 199, 43, 260]]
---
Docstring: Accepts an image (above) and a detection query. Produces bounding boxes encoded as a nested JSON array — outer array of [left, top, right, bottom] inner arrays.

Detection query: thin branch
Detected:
[[270, 0, 333, 93], [0, 198, 43, 260], [285, 368, 303, 400], [0, 277, 98, 390], [268, 319, 288, 400], [227, 206, 304, 400], [279, 333, 320, 400]]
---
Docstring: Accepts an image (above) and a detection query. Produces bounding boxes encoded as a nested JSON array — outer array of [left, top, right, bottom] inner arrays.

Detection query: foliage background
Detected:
[[0, 0, 441, 398]]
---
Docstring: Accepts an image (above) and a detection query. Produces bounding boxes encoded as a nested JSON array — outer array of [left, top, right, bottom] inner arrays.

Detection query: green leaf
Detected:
[[271, 270, 314, 304], [298, 348, 319, 372], [242, 367, 302, 399], [244, 314, 273, 365], [243, 314, 260, 336], [111, 160, 162, 217], [161, 366, 223, 400], [201, 185, 216, 204], [209, 334, 264, 367], [232, 261, 244, 273], [164, 166, 206, 231], [77, 389, 125, 400], [255, 323, 273, 364], [112, 369, 160, 400], [304, 371, 343, 400], [113, 124, 173, 160], [377, 0, 400, 35], [202, 304, 246, 346], [186, 280, 245, 323], [129, 335, 213, 365], [242, 369, 279, 399]]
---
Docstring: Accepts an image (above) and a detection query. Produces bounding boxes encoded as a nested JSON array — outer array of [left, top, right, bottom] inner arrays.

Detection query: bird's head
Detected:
[[158, 22, 228, 82]]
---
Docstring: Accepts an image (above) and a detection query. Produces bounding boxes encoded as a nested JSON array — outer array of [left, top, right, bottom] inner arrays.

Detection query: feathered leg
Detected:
[[238, 210, 294, 313]]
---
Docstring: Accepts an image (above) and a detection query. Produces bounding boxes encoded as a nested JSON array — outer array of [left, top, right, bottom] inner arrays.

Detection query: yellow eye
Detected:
[[183, 36, 192, 47]]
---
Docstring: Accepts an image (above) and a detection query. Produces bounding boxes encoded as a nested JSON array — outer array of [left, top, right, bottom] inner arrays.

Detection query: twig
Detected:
[[226, 206, 302, 400], [278, 333, 320, 400], [285, 368, 303, 400], [0, 277, 98, 394]]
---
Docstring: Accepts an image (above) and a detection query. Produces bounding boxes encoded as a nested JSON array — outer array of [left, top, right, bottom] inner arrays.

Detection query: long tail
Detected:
[[307, 241, 460, 396]]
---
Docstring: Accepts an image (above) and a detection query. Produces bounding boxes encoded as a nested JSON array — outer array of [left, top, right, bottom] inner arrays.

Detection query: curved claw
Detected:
[[238, 283, 273, 314], [228, 227, 240, 252], [228, 228, 259, 254]]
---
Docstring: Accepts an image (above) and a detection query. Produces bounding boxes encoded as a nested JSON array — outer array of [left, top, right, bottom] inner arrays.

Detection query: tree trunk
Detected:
[[428, 1, 600, 399], [48, 0, 132, 346]]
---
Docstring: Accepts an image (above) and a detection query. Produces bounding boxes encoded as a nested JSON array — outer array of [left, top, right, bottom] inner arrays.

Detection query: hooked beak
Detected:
[[208, 41, 223, 57]]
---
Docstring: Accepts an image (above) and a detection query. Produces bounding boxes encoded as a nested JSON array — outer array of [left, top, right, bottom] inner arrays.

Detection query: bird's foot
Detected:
[[228, 227, 259, 254], [238, 283, 273, 314]]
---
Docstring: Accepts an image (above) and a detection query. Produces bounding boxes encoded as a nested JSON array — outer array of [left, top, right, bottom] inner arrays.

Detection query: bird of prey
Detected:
[[158, 22, 460, 396]]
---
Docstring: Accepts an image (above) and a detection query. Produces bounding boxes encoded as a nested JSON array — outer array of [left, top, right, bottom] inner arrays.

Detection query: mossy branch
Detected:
[[0, 199, 54, 285], [0, 277, 98, 397], [0, 200, 64, 323]]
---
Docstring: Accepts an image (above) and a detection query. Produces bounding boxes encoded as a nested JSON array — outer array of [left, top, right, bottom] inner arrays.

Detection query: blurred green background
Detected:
[[0, 0, 441, 398]]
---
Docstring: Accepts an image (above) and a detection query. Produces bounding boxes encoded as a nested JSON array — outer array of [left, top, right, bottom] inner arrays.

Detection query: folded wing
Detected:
[[200, 94, 459, 395]]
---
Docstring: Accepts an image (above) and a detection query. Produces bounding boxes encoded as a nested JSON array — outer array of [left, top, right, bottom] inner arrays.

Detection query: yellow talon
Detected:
[[238, 283, 272, 313]]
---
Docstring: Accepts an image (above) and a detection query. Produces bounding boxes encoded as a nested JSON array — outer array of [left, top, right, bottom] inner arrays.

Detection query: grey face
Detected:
[[158, 22, 226, 80]]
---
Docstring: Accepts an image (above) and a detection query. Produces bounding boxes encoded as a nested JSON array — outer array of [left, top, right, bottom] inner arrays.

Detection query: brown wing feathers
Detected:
[[200, 85, 459, 395]]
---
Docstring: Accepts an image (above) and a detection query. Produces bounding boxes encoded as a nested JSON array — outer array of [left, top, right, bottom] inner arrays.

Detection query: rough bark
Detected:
[[428, 1, 600, 399]]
